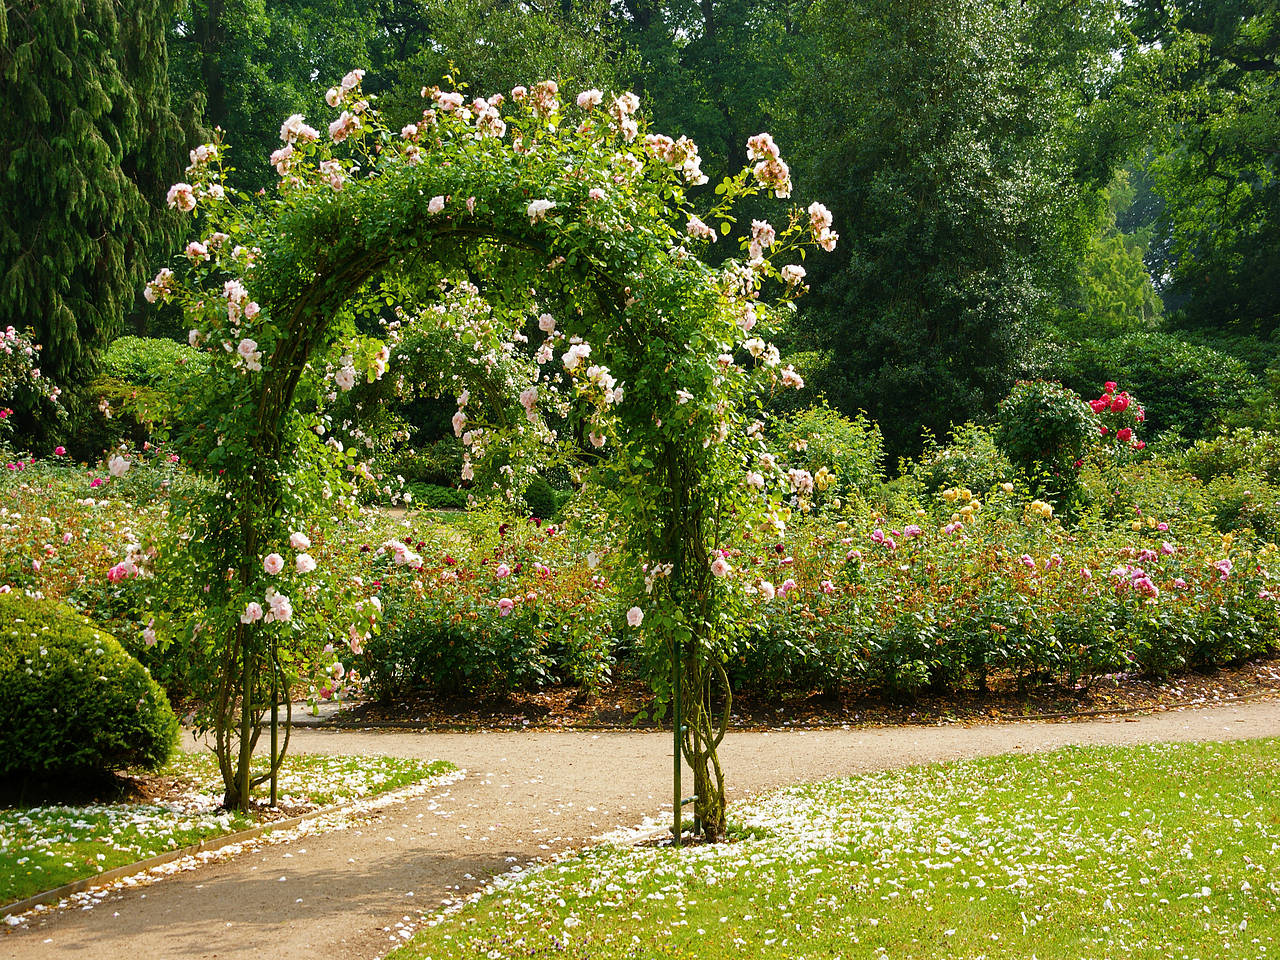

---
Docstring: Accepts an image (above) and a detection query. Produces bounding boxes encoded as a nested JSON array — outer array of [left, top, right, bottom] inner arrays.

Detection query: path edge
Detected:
[[1, 766, 458, 920]]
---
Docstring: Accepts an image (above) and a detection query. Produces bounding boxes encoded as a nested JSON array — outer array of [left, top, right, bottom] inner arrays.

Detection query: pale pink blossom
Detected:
[[527, 198, 557, 223], [265, 588, 293, 622], [626, 606, 644, 627], [166, 183, 196, 212], [746, 132, 780, 161], [263, 553, 285, 575], [686, 216, 716, 242], [498, 597, 515, 616], [577, 89, 603, 109], [428, 195, 446, 214], [295, 553, 317, 574], [241, 601, 264, 624], [290, 531, 311, 550], [329, 111, 357, 142], [710, 556, 731, 578], [279, 114, 319, 144]]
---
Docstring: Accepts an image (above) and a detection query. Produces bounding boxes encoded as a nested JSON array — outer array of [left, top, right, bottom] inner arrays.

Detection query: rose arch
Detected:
[[145, 74, 836, 841]]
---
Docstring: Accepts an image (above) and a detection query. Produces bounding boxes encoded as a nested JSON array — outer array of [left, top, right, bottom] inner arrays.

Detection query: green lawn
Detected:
[[0, 751, 453, 906], [394, 739, 1280, 960]]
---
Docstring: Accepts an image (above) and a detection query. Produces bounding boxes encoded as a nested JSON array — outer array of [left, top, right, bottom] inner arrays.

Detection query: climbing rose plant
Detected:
[[141, 71, 836, 836]]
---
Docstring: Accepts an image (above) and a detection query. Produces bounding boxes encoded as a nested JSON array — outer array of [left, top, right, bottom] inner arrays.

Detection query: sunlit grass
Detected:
[[0, 751, 453, 905], [395, 739, 1280, 960]]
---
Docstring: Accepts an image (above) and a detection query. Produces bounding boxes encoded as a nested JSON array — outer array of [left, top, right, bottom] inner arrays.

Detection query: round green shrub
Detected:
[[911, 422, 1012, 496], [1043, 332, 1257, 441], [523, 476, 560, 520], [0, 593, 178, 778], [996, 380, 1095, 477], [770, 403, 884, 501]]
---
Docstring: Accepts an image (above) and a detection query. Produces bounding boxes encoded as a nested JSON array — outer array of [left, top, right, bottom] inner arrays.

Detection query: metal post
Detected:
[[672, 633, 681, 848], [270, 658, 278, 808]]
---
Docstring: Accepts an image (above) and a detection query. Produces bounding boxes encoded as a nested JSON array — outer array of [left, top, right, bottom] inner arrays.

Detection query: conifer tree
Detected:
[[0, 0, 191, 390]]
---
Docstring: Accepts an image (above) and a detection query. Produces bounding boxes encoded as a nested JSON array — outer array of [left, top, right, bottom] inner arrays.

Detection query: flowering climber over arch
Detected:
[[145, 70, 836, 835]]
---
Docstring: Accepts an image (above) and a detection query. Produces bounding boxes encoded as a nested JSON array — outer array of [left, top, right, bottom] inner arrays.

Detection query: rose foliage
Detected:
[[137, 72, 836, 835]]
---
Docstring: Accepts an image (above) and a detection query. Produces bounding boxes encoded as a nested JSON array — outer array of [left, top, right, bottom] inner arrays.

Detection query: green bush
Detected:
[[98, 336, 211, 386], [1044, 332, 1257, 441], [996, 380, 1095, 480], [1179, 428, 1280, 485], [0, 593, 178, 778], [71, 336, 211, 455], [523, 476, 563, 520], [408, 482, 467, 509], [384, 437, 464, 487], [911, 422, 1012, 496], [770, 403, 884, 501]]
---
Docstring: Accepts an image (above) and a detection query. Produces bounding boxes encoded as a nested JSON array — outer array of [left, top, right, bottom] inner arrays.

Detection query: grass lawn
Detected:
[[394, 738, 1280, 960], [0, 751, 453, 906]]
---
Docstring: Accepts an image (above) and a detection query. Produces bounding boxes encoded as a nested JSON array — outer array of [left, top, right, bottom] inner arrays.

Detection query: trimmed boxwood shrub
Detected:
[[0, 593, 178, 779]]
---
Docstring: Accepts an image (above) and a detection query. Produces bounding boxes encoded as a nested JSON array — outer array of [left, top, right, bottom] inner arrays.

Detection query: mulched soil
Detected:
[[331, 653, 1280, 731]]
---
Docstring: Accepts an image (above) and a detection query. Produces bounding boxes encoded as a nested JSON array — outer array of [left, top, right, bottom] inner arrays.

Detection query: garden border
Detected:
[[0, 766, 461, 920], [298, 688, 1280, 733]]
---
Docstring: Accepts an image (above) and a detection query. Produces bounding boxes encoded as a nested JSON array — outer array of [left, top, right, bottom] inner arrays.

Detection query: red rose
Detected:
[[1104, 381, 1117, 394], [1112, 394, 1130, 412], [1117, 427, 1133, 442]]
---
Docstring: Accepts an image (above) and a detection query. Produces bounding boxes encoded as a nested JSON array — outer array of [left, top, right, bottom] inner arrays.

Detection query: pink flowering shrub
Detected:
[[0, 326, 62, 439], [729, 490, 1278, 696], [354, 512, 624, 697]]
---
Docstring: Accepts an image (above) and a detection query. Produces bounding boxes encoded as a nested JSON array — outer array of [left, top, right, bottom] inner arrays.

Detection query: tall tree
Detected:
[[612, 0, 806, 180], [1, 0, 191, 392], [782, 0, 1113, 453], [1133, 0, 1280, 342], [169, 0, 635, 189]]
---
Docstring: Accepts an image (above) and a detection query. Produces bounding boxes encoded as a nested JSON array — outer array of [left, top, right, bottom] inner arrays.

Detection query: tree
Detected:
[[1133, 0, 1280, 342], [0, 0, 191, 394], [169, 0, 635, 189], [1055, 172, 1164, 340], [781, 0, 1114, 455]]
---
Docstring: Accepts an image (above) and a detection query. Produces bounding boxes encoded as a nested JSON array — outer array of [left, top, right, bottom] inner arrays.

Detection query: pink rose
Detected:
[[241, 601, 264, 624], [626, 606, 644, 627], [498, 597, 515, 616], [263, 553, 285, 575]]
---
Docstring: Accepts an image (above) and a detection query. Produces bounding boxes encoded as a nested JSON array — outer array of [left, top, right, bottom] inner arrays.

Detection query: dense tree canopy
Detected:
[[5, 0, 1276, 456], [781, 0, 1106, 453], [0, 0, 192, 391], [1135, 0, 1280, 342]]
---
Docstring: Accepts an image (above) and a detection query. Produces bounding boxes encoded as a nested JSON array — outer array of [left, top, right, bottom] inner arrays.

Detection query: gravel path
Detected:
[[5, 700, 1279, 960]]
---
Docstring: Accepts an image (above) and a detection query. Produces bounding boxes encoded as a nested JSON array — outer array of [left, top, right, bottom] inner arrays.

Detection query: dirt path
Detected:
[[5, 700, 1279, 960]]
